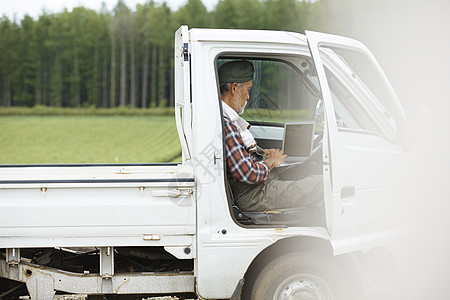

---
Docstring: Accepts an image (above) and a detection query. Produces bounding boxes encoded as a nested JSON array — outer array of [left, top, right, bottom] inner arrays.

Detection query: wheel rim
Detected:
[[273, 273, 334, 300]]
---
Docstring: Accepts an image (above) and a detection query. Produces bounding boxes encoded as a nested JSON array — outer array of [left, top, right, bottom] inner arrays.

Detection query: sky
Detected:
[[1, 0, 219, 20]]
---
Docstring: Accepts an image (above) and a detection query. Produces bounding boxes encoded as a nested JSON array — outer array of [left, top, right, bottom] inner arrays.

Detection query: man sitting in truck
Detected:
[[219, 60, 323, 212]]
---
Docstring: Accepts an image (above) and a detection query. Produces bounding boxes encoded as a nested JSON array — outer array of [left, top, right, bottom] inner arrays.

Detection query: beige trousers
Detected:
[[230, 170, 323, 212]]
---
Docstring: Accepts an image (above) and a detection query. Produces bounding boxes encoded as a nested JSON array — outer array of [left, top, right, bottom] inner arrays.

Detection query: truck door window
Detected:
[[319, 45, 398, 141], [217, 57, 324, 151], [217, 58, 320, 126]]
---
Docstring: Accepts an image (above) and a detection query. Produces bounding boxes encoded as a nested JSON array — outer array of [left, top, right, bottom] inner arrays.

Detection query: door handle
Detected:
[[341, 186, 355, 198], [340, 186, 356, 215]]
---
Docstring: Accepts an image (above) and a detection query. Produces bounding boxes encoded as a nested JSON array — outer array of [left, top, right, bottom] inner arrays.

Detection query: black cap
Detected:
[[218, 60, 254, 86]]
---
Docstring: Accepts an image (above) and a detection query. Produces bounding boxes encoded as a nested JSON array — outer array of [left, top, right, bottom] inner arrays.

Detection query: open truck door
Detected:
[[306, 31, 412, 255]]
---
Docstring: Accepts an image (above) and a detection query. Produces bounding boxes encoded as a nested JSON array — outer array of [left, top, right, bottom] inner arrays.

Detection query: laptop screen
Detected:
[[282, 122, 315, 158]]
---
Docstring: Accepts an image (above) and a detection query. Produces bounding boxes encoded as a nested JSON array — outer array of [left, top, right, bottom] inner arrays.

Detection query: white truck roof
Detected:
[[188, 28, 308, 45]]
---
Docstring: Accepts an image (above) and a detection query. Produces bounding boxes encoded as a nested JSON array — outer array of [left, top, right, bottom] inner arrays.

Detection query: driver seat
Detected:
[[226, 179, 320, 226]]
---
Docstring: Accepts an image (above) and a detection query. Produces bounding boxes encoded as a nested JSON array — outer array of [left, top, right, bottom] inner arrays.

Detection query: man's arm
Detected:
[[224, 120, 269, 184]]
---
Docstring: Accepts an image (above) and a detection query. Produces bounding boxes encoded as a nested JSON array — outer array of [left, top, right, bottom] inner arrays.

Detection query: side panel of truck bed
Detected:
[[0, 164, 195, 249]]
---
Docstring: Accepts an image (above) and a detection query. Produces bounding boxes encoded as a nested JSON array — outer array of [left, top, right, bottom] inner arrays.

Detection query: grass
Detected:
[[0, 105, 175, 116], [0, 115, 182, 164], [0, 106, 314, 164]]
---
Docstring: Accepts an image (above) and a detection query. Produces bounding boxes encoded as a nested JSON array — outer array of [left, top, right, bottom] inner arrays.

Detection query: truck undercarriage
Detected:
[[0, 247, 195, 300]]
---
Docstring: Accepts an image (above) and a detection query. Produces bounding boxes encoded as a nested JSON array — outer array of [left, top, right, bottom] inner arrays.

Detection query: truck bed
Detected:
[[0, 163, 195, 249]]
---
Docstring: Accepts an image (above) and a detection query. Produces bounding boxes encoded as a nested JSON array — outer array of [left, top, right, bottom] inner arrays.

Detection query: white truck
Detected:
[[0, 26, 414, 299]]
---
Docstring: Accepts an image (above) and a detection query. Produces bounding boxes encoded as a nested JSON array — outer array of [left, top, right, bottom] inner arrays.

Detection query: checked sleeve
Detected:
[[224, 119, 269, 184]]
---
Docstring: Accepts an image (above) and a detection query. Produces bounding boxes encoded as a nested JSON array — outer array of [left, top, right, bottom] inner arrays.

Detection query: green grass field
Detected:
[[0, 115, 181, 164]]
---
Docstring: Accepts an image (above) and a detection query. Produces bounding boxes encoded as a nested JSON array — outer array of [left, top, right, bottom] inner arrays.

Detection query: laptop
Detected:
[[280, 121, 315, 166]]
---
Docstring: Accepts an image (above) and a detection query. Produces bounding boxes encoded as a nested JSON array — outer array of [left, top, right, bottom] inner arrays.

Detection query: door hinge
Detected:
[[214, 153, 221, 165], [183, 43, 189, 61]]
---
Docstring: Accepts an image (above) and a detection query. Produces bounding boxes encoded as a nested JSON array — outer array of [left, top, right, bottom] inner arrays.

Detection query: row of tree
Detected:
[[0, 0, 398, 108]]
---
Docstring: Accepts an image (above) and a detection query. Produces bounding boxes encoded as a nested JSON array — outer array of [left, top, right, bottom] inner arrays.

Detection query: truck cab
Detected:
[[178, 25, 413, 299], [0, 26, 414, 299]]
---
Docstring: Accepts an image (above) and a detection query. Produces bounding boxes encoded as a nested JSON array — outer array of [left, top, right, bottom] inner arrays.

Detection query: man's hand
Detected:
[[264, 149, 288, 170]]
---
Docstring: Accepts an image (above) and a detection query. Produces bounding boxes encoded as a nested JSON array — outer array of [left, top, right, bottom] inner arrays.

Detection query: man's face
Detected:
[[233, 80, 253, 114]]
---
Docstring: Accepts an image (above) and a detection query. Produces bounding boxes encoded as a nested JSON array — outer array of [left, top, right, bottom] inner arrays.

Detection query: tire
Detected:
[[244, 251, 352, 300]]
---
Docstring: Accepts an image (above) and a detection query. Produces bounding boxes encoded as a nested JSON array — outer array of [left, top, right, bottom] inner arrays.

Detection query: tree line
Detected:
[[0, 0, 396, 108]]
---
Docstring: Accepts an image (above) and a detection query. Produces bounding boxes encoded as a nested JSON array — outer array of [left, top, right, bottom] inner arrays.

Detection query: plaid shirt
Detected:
[[224, 117, 269, 184]]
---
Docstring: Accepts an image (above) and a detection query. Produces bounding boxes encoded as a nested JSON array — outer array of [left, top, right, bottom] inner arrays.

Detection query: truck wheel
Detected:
[[246, 251, 352, 300]]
